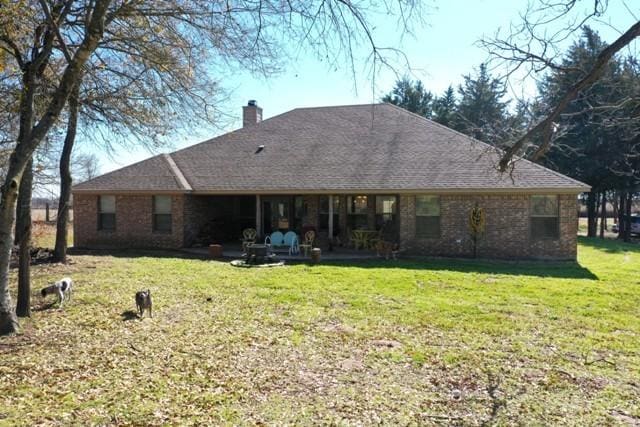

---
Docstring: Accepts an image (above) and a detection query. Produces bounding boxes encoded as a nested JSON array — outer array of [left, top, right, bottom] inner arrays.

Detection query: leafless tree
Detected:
[[0, 0, 423, 334], [479, 0, 640, 172], [73, 152, 100, 183]]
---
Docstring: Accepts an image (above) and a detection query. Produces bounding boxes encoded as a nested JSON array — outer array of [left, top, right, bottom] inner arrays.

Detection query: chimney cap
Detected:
[[247, 100, 257, 107]]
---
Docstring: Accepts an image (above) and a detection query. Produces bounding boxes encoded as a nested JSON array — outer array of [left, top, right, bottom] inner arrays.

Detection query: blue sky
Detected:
[[90, 0, 638, 175]]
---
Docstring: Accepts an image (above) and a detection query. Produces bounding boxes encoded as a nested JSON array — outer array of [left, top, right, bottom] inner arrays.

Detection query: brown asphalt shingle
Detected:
[[73, 103, 589, 193], [73, 153, 186, 192]]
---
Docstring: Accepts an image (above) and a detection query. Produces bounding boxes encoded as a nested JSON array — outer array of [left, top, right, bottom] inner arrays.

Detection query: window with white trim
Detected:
[[530, 195, 559, 239], [98, 195, 116, 231], [153, 195, 172, 232], [415, 195, 440, 238]]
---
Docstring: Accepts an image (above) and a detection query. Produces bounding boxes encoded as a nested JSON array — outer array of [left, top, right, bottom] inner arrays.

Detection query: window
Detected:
[[319, 196, 340, 234], [98, 195, 116, 231], [375, 195, 396, 226], [530, 195, 559, 239], [347, 195, 368, 229], [153, 195, 172, 232], [415, 195, 440, 238], [293, 196, 306, 231]]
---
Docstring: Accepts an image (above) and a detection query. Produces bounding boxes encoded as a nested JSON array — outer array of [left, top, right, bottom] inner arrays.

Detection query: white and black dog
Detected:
[[41, 277, 73, 306]]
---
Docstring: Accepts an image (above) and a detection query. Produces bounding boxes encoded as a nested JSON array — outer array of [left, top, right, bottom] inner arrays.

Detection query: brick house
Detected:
[[72, 102, 589, 259]]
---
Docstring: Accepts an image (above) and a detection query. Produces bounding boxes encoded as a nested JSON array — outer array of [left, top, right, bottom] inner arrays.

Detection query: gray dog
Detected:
[[135, 290, 153, 318], [41, 277, 73, 307]]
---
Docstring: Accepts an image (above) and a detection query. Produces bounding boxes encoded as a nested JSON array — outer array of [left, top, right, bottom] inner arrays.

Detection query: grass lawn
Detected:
[[1, 237, 639, 425]]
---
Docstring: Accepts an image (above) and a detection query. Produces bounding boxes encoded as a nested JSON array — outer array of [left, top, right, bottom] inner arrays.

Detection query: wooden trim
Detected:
[[188, 188, 589, 195], [73, 190, 188, 195], [73, 187, 589, 196]]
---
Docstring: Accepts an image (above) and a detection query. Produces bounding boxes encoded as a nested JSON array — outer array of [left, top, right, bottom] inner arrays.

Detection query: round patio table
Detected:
[[351, 230, 379, 250]]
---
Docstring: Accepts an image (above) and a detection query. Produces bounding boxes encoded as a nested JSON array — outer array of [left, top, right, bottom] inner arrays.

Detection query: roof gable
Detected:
[[73, 153, 189, 192]]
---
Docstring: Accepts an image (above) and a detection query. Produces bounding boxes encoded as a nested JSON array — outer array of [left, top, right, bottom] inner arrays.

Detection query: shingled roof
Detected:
[[73, 103, 589, 194]]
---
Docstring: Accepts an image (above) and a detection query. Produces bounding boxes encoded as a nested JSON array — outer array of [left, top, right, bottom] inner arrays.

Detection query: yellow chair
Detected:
[[299, 230, 315, 256], [241, 228, 257, 252]]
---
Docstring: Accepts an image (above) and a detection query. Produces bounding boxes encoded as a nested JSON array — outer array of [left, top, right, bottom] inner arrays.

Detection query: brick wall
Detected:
[[73, 194, 184, 249], [399, 193, 578, 260], [74, 192, 579, 259], [183, 195, 213, 246], [338, 195, 348, 242], [303, 195, 319, 229]]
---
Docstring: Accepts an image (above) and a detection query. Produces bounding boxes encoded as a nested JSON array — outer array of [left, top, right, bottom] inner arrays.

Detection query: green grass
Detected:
[[1, 237, 639, 425]]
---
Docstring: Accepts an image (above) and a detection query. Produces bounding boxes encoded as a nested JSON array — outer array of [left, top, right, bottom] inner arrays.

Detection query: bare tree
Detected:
[[0, 0, 112, 335], [479, 1, 640, 172], [53, 82, 78, 263], [73, 152, 100, 183], [0, 0, 423, 334]]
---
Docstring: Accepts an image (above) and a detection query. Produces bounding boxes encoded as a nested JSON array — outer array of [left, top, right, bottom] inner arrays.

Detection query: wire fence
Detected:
[[32, 208, 74, 223]]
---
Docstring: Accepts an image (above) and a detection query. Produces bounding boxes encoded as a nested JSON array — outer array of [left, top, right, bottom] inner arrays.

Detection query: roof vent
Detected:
[[255, 144, 265, 154]]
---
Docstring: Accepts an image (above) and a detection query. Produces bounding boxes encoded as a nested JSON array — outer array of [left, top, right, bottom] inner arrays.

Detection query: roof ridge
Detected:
[[170, 107, 300, 157], [383, 102, 590, 190], [163, 153, 192, 191], [292, 102, 386, 111]]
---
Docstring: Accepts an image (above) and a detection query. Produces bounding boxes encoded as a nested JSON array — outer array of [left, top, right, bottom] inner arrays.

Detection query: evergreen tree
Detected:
[[455, 63, 509, 143], [432, 86, 457, 127], [382, 77, 433, 117], [540, 27, 639, 238]]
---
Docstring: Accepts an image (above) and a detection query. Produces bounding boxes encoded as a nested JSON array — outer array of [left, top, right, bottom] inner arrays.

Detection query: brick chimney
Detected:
[[242, 100, 262, 127]]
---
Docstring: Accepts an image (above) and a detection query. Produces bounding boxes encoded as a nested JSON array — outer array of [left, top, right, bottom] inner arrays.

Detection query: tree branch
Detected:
[[498, 19, 640, 172]]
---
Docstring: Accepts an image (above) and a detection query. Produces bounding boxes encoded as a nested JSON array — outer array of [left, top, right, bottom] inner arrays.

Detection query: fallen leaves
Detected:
[[0, 247, 639, 425]]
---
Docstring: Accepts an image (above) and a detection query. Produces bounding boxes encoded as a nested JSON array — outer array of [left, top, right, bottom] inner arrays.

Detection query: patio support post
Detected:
[[328, 195, 334, 241], [256, 195, 262, 237]]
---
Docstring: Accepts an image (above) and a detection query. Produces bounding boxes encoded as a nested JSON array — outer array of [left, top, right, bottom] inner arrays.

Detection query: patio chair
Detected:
[[265, 231, 299, 255], [283, 231, 300, 255], [265, 231, 284, 247], [241, 228, 257, 252], [299, 230, 315, 256]]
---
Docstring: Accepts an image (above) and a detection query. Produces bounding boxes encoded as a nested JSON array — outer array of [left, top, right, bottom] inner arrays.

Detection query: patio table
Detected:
[[351, 230, 379, 250]]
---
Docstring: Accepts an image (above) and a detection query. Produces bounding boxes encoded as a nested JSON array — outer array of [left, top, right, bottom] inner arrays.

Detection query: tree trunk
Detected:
[[0, 176, 21, 334], [586, 191, 597, 237], [623, 192, 632, 243], [0, 0, 110, 335], [612, 192, 619, 226], [0, 63, 37, 333], [599, 191, 606, 238], [15, 160, 33, 318], [594, 192, 601, 236], [54, 83, 80, 263], [618, 192, 626, 239]]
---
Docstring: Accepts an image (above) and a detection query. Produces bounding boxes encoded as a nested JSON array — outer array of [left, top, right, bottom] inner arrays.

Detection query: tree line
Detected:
[[382, 27, 640, 241]]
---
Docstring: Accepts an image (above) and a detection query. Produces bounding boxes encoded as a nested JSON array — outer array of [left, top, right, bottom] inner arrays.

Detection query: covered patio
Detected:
[[183, 193, 400, 251]]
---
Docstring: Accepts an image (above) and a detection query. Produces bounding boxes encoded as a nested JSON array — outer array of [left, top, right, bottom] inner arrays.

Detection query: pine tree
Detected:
[[432, 86, 457, 127], [540, 27, 638, 238], [455, 63, 509, 143], [382, 77, 433, 117]]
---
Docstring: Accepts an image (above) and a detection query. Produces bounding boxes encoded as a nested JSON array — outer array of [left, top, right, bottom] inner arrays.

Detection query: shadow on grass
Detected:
[[71, 247, 598, 280], [577, 236, 640, 254], [120, 310, 139, 321], [316, 257, 598, 280], [32, 301, 58, 312], [69, 247, 207, 260]]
